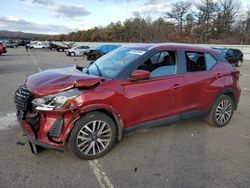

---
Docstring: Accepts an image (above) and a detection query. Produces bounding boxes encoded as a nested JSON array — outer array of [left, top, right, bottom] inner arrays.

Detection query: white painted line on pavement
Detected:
[[241, 73, 250, 77], [0, 112, 17, 131], [240, 134, 250, 139], [88, 160, 114, 188], [28, 52, 42, 72], [243, 87, 250, 91]]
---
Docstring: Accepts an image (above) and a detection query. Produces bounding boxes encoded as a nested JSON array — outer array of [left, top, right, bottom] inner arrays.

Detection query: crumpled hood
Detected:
[[26, 66, 103, 97]]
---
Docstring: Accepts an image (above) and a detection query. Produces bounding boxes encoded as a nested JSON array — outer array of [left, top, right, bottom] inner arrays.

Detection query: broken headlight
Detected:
[[32, 89, 82, 111]]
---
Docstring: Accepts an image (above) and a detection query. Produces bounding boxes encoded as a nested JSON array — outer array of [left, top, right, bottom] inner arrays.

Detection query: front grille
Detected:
[[14, 85, 33, 112]]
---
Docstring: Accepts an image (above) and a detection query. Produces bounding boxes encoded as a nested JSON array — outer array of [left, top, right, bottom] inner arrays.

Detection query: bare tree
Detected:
[[195, 0, 218, 42], [165, 1, 192, 32], [215, 0, 241, 38]]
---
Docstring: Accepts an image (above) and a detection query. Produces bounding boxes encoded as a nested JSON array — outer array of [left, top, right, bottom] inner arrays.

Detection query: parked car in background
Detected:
[[65, 45, 90, 56], [213, 48, 243, 67], [84, 44, 121, 61], [0, 42, 7, 55], [48, 42, 74, 52], [18, 40, 30, 46], [29, 41, 47, 49], [3, 40, 18, 48], [15, 43, 241, 160]]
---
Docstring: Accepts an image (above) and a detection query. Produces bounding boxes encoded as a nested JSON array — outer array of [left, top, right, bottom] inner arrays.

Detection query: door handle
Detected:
[[171, 84, 181, 90]]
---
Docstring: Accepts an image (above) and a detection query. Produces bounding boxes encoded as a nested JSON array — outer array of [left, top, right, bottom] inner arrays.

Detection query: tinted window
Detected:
[[186, 52, 206, 72], [205, 53, 217, 70], [233, 49, 241, 56], [138, 51, 177, 78]]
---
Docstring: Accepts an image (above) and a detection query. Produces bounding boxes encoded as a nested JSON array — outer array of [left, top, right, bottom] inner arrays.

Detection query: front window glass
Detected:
[[84, 47, 146, 78], [138, 51, 177, 78]]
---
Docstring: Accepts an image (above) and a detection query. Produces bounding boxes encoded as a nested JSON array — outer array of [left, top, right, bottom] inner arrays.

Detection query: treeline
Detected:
[[47, 0, 250, 44]]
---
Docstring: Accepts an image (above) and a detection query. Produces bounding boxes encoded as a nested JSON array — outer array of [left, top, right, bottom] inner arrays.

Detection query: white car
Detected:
[[65, 45, 90, 56], [29, 42, 47, 49]]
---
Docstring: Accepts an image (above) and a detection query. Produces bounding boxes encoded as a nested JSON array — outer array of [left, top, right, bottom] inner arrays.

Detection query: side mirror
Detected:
[[130, 70, 150, 81]]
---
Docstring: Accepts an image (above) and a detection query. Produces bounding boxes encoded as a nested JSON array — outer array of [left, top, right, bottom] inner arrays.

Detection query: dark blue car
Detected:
[[85, 44, 121, 61]]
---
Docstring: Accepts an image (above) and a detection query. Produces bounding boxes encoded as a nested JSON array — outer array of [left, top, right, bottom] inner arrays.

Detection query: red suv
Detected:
[[0, 42, 7, 55], [15, 44, 241, 160]]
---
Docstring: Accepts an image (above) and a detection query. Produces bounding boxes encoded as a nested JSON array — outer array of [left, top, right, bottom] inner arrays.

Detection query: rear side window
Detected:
[[185, 52, 217, 72], [186, 52, 206, 72], [233, 49, 241, 56]]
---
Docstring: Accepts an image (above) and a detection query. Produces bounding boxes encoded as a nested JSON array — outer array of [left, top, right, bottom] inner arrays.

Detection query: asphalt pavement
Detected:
[[0, 47, 249, 188]]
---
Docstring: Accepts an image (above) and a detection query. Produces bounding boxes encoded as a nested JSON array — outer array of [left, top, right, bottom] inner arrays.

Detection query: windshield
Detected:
[[83, 47, 146, 78]]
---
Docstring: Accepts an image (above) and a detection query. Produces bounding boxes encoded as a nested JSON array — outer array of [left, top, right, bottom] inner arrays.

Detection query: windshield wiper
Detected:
[[93, 62, 102, 77]]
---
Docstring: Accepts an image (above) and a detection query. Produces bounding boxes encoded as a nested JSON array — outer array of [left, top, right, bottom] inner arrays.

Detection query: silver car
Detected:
[[65, 45, 90, 56]]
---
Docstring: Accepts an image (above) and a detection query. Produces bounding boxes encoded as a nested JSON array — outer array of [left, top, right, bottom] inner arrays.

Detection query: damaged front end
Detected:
[[14, 85, 84, 152]]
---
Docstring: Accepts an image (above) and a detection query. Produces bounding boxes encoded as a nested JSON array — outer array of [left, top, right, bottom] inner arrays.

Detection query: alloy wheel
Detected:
[[215, 99, 233, 125], [76, 120, 112, 156]]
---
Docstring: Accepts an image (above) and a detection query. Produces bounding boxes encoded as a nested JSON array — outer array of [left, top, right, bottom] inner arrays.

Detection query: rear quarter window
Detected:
[[205, 53, 217, 70]]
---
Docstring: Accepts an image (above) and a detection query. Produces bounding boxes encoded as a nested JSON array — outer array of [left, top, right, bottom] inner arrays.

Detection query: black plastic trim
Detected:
[[213, 88, 239, 110], [27, 134, 64, 152], [124, 111, 207, 134], [22, 127, 64, 152]]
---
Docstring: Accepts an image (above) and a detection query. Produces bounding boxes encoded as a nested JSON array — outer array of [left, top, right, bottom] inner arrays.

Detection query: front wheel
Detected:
[[70, 52, 75, 57], [207, 95, 234, 127], [68, 112, 117, 160]]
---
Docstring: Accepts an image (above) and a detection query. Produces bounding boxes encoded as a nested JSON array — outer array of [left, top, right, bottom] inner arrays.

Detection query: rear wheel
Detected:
[[207, 95, 234, 127], [68, 112, 117, 160]]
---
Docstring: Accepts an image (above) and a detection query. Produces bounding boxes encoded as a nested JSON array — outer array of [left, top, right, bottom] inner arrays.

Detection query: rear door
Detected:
[[122, 50, 183, 128], [179, 51, 224, 114]]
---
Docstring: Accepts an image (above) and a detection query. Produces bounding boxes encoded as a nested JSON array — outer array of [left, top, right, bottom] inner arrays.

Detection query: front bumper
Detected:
[[21, 120, 64, 151], [17, 110, 79, 151]]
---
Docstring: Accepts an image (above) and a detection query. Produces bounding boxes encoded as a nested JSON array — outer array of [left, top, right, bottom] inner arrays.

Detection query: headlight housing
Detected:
[[32, 89, 82, 111]]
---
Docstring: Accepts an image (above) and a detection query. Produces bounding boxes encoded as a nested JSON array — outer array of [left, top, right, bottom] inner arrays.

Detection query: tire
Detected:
[[0, 52, 2, 56], [207, 95, 235, 127], [70, 52, 76, 57], [68, 112, 117, 160]]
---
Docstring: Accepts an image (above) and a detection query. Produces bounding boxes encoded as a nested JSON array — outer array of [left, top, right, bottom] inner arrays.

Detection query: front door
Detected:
[[122, 50, 183, 128]]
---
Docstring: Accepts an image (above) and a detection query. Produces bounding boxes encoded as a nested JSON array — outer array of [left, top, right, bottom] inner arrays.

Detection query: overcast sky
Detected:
[[0, 0, 249, 34]]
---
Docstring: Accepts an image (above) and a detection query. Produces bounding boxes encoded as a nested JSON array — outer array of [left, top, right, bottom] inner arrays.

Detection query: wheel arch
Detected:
[[214, 88, 237, 110], [66, 107, 124, 142], [90, 109, 124, 141]]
